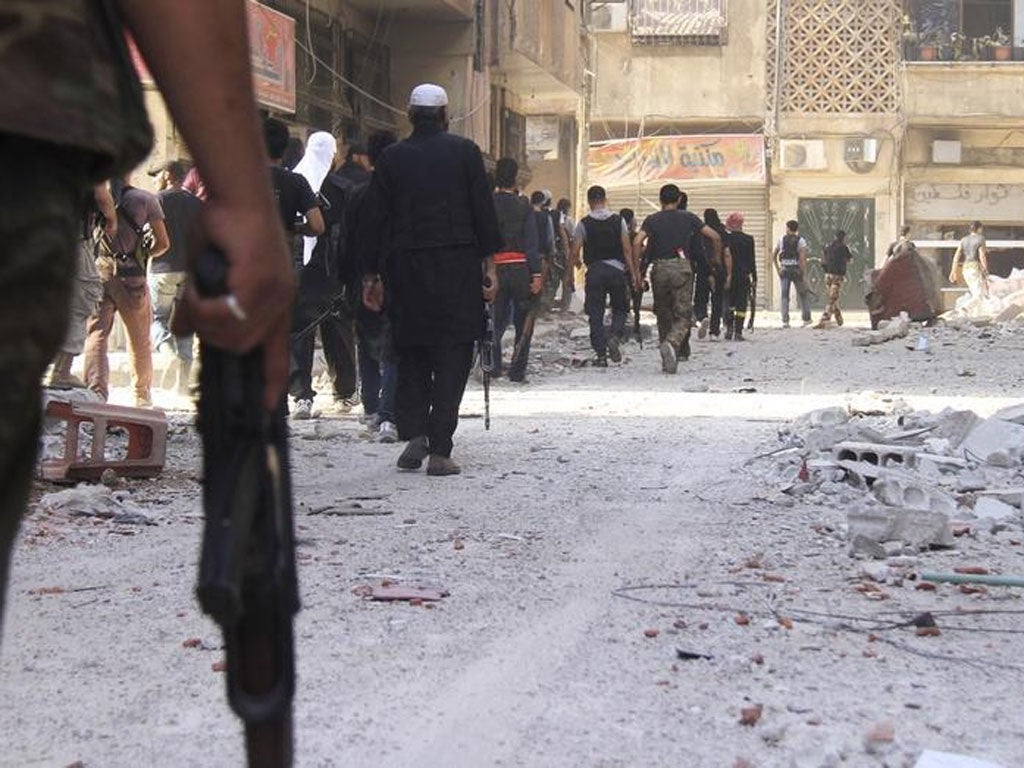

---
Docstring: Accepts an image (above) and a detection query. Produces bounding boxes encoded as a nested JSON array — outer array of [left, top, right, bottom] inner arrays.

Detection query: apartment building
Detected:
[[137, 0, 587, 202], [589, 0, 1024, 310]]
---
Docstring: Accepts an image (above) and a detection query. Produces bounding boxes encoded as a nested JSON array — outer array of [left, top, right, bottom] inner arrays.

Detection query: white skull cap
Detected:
[[409, 83, 449, 108]]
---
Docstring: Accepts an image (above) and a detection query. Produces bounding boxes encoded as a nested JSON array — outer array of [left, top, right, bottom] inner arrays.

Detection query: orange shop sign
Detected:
[[248, 0, 297, 113], [588, 135, 766, 185]]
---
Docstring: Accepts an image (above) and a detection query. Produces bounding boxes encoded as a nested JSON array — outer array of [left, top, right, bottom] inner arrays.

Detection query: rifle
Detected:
[[630, 280, 647, 348], [479, 301, 495, 430], [747, 279, 756, 331], [194, 248, 299, 768]]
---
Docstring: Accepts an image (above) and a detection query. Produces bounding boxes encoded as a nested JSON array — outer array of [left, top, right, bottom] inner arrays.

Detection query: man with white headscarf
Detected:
[[289, 130, 360, 418]]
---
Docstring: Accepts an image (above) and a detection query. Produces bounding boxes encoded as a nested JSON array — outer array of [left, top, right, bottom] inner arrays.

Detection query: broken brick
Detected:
[[739, 704, 763, 726], [643, 628, 660, 638]]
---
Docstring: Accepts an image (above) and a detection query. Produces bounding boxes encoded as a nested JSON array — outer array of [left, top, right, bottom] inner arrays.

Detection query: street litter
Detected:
[[352, 582, 449, 602]]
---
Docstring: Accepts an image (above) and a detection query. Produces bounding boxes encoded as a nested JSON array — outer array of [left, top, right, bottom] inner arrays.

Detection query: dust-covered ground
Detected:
[[3, 310, 1024, 768]]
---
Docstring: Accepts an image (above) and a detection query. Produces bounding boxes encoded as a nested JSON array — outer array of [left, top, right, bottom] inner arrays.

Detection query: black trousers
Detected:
[[492, 262, 538, 380], [584, 261, 628, 357], [288, 281, 357, 403], [693, 262, 725, 335], [395, 342, 475, 458]]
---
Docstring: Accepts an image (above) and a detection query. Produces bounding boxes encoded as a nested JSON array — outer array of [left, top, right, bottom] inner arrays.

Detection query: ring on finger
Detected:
[[224, 293, 248, 322]]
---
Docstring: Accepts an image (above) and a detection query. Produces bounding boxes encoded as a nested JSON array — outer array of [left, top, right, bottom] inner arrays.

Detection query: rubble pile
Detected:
[[949, 267, 1024, 323], [756, 402, 1024, 559]]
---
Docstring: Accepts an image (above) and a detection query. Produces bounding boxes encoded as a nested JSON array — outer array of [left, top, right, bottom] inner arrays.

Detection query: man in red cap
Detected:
[[724, 212, 757, 340]]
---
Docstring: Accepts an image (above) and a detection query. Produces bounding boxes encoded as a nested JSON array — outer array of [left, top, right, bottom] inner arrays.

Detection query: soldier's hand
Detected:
[[530, 274, 542, 295], [172, 202, 295, 411]]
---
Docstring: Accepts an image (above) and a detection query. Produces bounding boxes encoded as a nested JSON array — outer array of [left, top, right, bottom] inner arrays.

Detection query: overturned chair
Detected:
[[40, 399, 168, 482]]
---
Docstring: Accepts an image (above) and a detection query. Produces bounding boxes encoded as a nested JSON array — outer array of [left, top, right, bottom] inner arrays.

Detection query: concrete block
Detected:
[[834, 441, 919, 468], [872, 478, 956, 515], [961, 418, 1024, 466]]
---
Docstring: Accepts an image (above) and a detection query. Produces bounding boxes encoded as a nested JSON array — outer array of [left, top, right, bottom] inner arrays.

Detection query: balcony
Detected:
[[903, 59, 1024, 124]]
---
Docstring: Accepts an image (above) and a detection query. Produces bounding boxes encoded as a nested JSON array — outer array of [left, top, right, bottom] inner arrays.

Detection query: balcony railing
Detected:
[[903, 38, 1022, 63]]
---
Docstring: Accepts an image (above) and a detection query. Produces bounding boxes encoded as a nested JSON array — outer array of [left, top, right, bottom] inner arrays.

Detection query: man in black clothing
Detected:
[[815, 229, 854, 328], [150, 159, 202, 391], [336, 142, 371, 186], [724, 211, 757, 341], [571, 185, 641, 366], [633, 185, 721, 372], [359, 84, 500, 476], [262, 117, 326, 420], [492, 160, 540, 382]]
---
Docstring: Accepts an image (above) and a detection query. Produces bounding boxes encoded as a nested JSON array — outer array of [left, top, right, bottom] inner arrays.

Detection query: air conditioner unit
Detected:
[[932, 140, 962, 164], [591, 1, 628, 33], [779, 139, 828, 170]]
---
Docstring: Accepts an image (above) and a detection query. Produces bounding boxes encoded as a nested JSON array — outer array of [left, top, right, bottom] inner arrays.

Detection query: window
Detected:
[[590, 0, 628, 32], [630, 0, 728, 46], [906, 0, 1014, 61]]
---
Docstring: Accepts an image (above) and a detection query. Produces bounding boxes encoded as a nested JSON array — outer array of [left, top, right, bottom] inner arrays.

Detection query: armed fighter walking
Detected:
[[572, 185, 641, 366], [490, 158, 540, 383], [359, 83, 500, 476], [633, 185, 720, 373]]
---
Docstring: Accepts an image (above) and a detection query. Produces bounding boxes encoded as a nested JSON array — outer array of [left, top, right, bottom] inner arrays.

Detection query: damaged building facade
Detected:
[[139, 0, 589, 204], [590, 0, 1024, 311]]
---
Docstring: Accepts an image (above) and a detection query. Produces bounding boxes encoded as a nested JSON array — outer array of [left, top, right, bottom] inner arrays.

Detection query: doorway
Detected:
[[796, 197, 875, 310]]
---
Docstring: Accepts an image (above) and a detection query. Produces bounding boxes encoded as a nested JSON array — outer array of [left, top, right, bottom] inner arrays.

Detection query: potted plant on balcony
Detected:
[[917, 30, 942, 61], [991, 26, 1012, 61]]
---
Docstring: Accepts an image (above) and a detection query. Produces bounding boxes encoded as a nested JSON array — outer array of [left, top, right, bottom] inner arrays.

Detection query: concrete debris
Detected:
[[993, 402, 1024, 425], [848, 504, 953, 553], [851, 313, 910, 347], [914, 750, 1006, 768], [972, 497, 1020, 523], [37, 484, 155, 526], [961, 417, 1024, 466], [872, 478, 956, 516], [758, 403, 1024, 557]]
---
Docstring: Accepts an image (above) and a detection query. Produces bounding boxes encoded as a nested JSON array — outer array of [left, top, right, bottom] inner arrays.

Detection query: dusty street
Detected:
[[3, 312, 1024, 768]]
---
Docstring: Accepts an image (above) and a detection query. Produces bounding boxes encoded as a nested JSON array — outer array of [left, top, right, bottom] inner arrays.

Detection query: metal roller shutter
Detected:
[[604, 183, 770, 306]]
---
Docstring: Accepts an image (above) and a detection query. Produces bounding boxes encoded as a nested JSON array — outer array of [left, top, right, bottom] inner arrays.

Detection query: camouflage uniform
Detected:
[[0, 0, 151, 630]]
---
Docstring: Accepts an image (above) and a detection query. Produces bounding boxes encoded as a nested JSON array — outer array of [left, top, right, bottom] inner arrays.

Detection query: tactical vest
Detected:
[[780, 233, 801, 269], [582, 214, 623, 265], [492, 192, 532, 253]]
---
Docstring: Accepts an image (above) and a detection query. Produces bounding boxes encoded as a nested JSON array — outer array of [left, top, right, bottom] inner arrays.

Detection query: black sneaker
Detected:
[[592, 356, 608, 368], [397, 435, 429, 469], [607, 336, 622, 363]]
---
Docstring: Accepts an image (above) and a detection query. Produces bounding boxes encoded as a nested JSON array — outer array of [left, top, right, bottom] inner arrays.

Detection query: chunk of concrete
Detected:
[[932, 409, 982, 449], [961, 417, 1024, 466], [993, 402, 1024, 425], [794, 406, 850, 431], [848, 505, 954, 551], [973, 496, 1020, 522]]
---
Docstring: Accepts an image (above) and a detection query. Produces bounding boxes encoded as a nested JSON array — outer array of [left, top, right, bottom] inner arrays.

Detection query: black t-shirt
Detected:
[[727, 230, 757, 279], [270, 165, 317, 232], [153, 188, 202, 274], [640, 209, 704, 262]]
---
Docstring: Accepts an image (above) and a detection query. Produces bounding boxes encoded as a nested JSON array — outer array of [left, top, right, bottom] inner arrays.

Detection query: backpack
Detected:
[[780, 233, 801, 269]]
